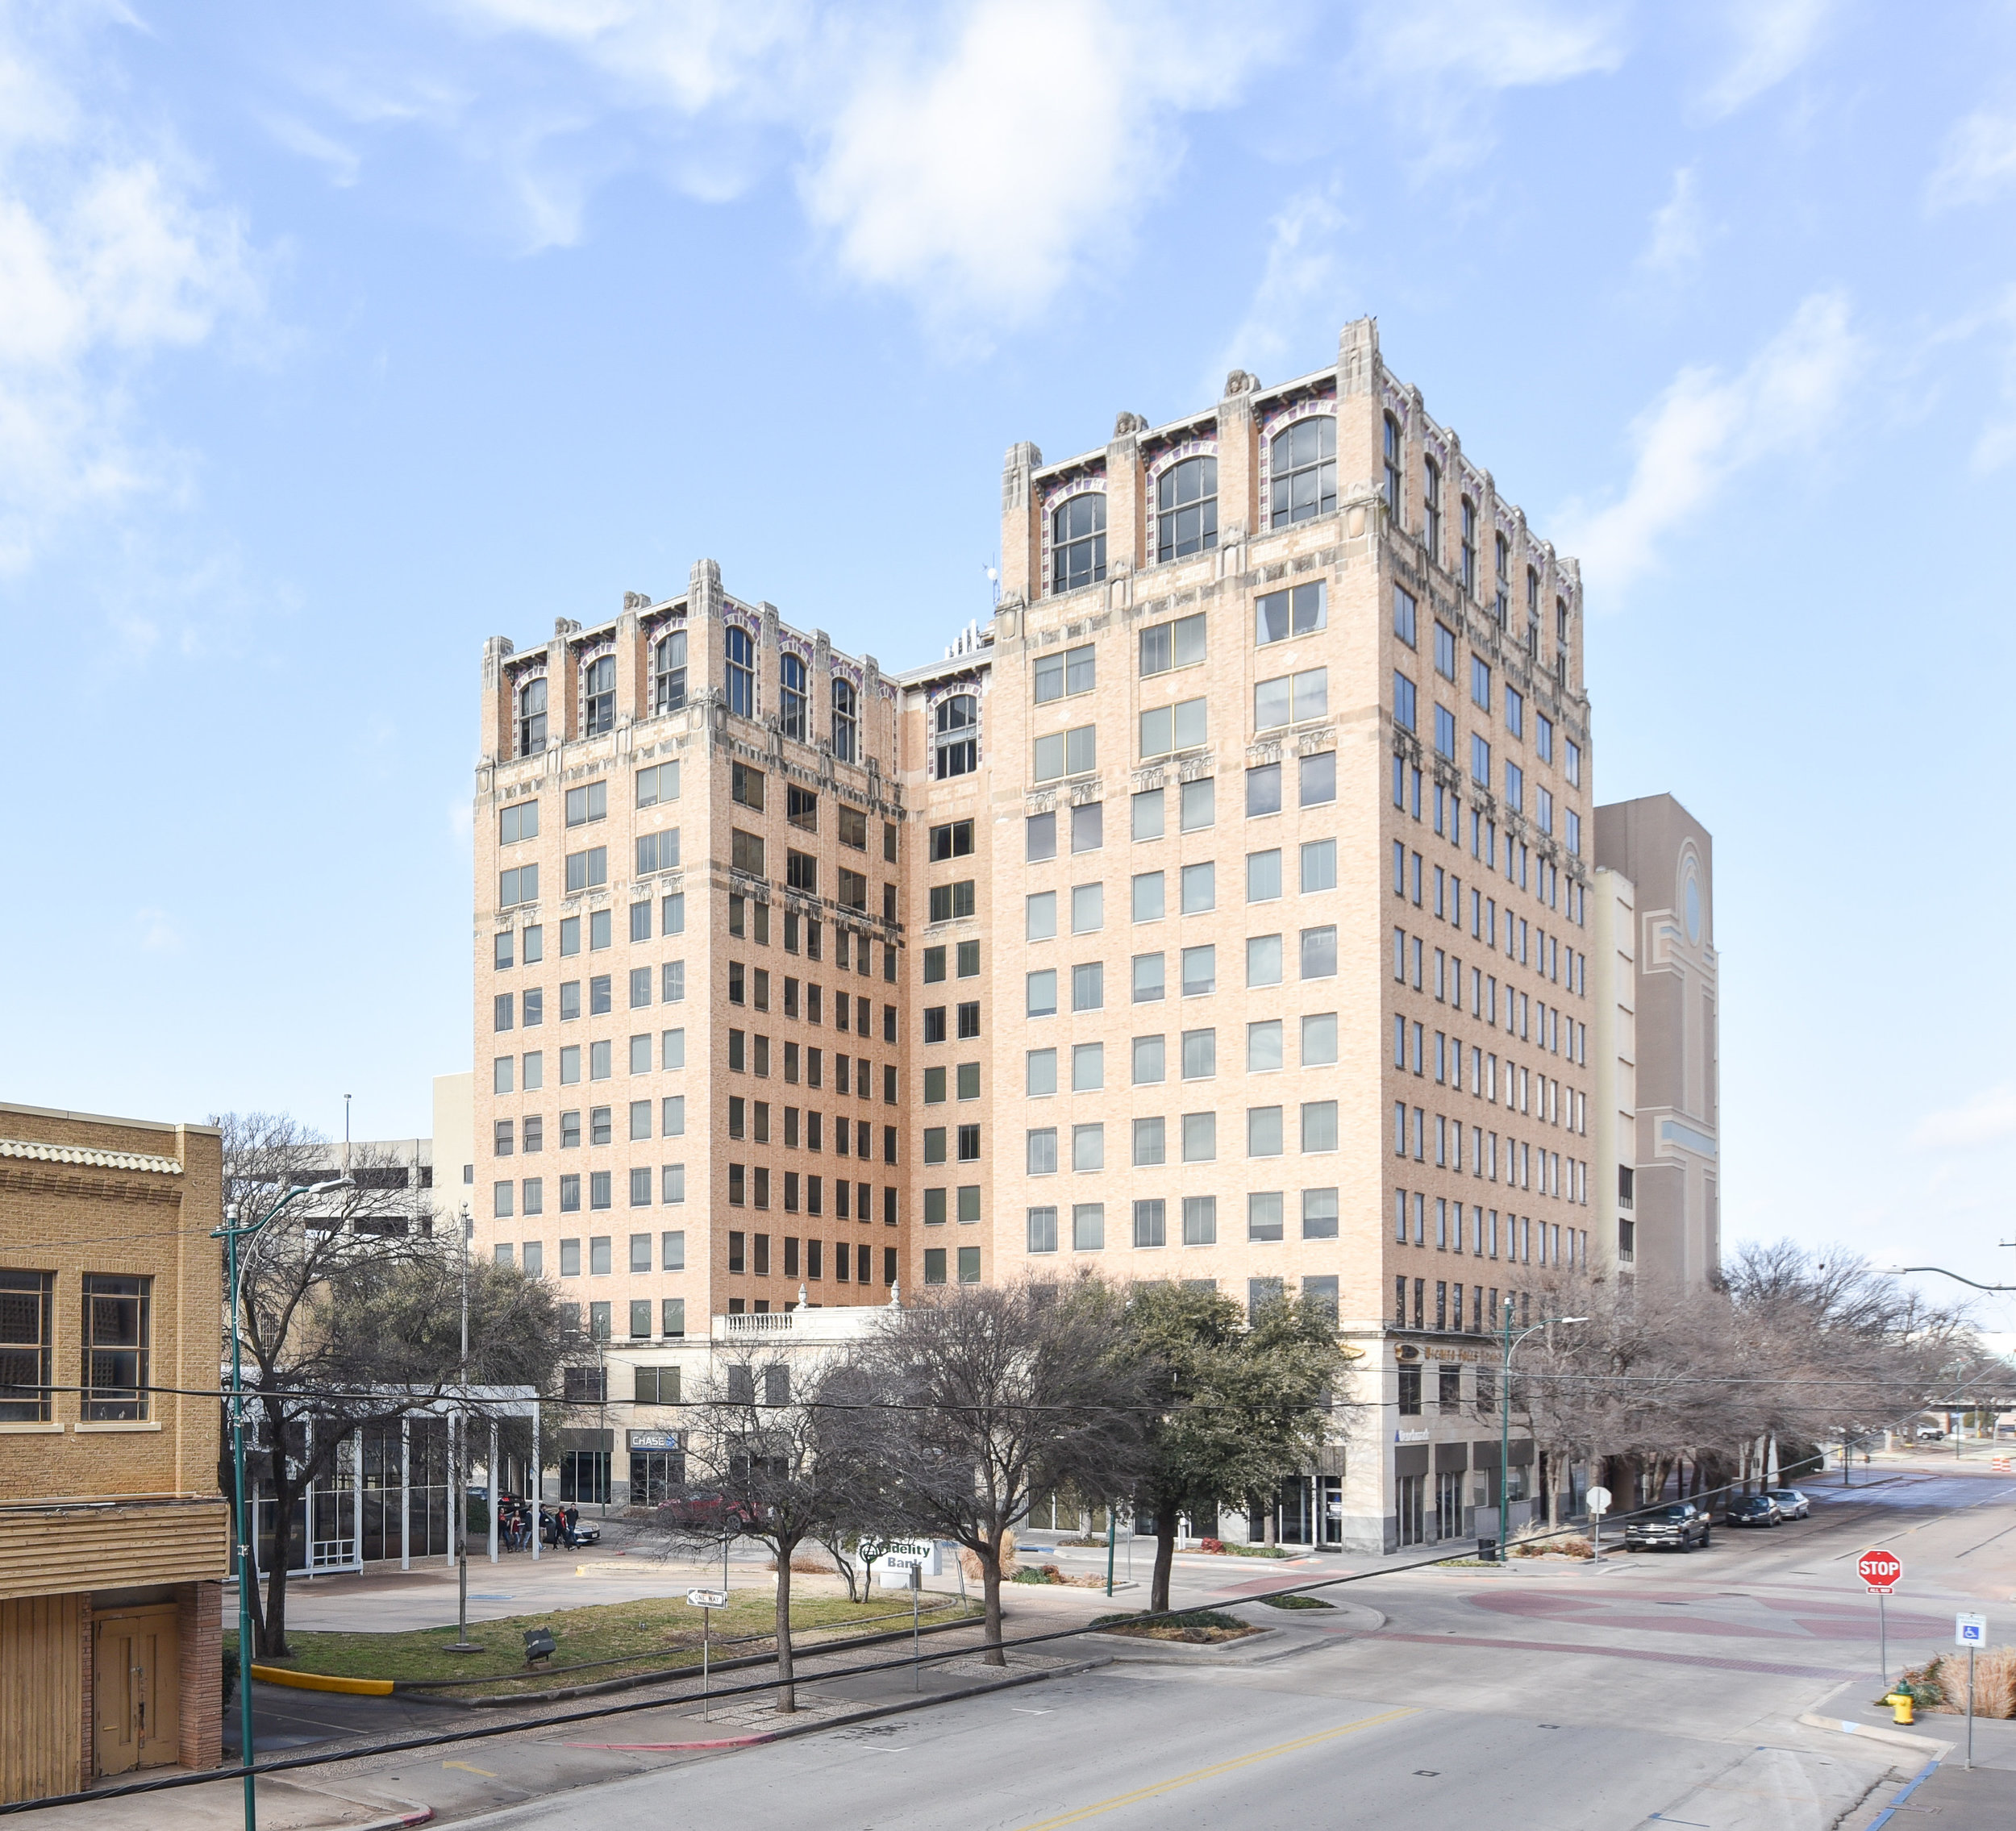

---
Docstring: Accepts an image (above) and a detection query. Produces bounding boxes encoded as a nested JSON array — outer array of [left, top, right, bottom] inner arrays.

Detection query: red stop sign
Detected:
[[1858, 1549, 1902, 1592]]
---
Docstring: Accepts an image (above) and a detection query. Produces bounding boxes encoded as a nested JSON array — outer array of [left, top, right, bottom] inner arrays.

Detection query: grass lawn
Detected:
[[228, 1588, 972, 1696]]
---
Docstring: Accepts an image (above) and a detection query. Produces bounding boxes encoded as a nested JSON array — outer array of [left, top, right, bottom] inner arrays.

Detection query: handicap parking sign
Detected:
[[1956, 1613, 1988, 1648]]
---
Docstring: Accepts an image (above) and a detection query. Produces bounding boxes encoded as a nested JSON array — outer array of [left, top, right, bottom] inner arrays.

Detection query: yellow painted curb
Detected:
[[248, 1663, 394, 1696]]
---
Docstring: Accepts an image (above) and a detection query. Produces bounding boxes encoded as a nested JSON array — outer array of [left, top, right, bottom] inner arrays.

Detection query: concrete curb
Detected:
[[1793, 1712, 1954, 1756], [556, 1655, 1113, 1754], [349, 1808, 433, 1831]]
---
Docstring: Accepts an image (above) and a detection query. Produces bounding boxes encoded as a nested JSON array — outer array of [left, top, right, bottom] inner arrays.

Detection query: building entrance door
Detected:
[[1319, 1476, 1343, 1546], [1396, 1475, 1426, 1547], [93, 1605, 178, 1777], [1435, 1471, 1464, 1540]]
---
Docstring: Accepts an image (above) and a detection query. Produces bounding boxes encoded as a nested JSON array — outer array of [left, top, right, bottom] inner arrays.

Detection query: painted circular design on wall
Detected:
[[1683, 864, 1702, 945]]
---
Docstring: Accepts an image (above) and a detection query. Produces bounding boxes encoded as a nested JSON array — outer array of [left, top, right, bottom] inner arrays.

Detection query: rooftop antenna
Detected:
[[344, 1093, 352, 1173]]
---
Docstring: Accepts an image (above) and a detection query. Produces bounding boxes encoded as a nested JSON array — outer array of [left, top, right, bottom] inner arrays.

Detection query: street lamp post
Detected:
[[1491, 1299, 1586, 1561], [215, 1177, 352, 1831]]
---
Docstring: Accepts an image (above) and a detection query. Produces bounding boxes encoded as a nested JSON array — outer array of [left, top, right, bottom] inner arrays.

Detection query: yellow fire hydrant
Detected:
[[1884, 1692, 1915, 1725]]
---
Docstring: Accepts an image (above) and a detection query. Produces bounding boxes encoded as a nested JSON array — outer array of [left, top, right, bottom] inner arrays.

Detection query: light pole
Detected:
[[1492, 1298, 1585, 1560], [447, 1204, 482, 1653], [216, 1176, 353, 1831]]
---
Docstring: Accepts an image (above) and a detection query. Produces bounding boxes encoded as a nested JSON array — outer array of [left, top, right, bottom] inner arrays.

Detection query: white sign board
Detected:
[[686, 1588, 728, 1609], [1956, 1612, 1989, 1649], [1586, 1486, 1612, 1516], [877, 1538, 940, 1579]]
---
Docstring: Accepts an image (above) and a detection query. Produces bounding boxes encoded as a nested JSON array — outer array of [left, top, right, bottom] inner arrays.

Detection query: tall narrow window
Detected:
[[517, 676, 548, 756], [81, 1274, 149, 1421], [1422, 457, 1442, 561], [652, 629, 687, 713], [582, 654, 616, 735], [724, 626, 755, 718], [935, 693, 977, 778], [1493, 533, 1510, 627], [831, 677, 860, 761], [779, 651, 807, 740], [1052, 493, 1107, 593], [1156, 456, 1217, 561], [1382, 413, 1402, 523], [1460, 497, 1477, 597], [0, 1271, 52, 1421], [1270, 416, 1336, 528]]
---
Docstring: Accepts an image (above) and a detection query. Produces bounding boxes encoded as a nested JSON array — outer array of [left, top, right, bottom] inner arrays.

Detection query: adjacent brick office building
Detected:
[[472, 319, 1635, 1546], [0, 1103, 228, 1802]]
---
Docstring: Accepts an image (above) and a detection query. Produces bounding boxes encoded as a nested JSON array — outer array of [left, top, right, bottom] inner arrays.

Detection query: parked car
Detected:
[[1767, 1488, 1811, 1520], [1916, 1425, 1946, 1442], [1623, 1502, 1712, 1552], [1724, 1495, 1784, 1527]]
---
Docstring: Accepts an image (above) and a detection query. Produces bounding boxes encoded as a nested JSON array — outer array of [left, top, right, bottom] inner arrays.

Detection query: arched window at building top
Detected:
[[1156, 456, 1217, 562], [517, 676, 548, 757], [831, 677, 859, 762], [1051, 493, 1106, 594], [1271, 416, 1336, 530], [780, 652, 807, 741], [652, 630, 687, 714], [582, 654, 615, 736], [935, 693, 977, 778], [724, 626, 755, 718]]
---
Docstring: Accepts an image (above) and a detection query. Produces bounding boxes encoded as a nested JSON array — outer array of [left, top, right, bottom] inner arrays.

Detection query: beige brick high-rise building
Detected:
[[472, 320, 1607, 1547]]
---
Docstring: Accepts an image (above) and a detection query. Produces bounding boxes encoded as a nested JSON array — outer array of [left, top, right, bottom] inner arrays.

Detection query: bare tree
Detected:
[[219, 1112, 575, 1657], [660, 1346, 880, 1712], [859, 1277, 1146, 1666]]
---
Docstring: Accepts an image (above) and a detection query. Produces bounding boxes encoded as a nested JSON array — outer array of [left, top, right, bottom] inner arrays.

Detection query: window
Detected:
[[1254, 583, 1326, 652], [831, 677, 859, 761], [1133, 1199, 1166, 1248], [1132, 952, 1164, 1001], [1269, 414, 1335, 527], [1255, 668, 1328, 730], [935, 693, 977, 777], [928, 880, 976, 922], [1072, 961, 1104, 1011], [1471, 734, 1490, 786], [1566, 809, 1582, 855], [1132, 1116, 1166, 1164], [579, 652, 617, 734], [1422, 456, 1442, 560], [1179, 861, 1215, 916], [1248, 933, 1283, 986], [636, 830, 679, 875], [1131, 788, 1164, 840], [1460, 497, 1477, 596], [1181, 945, 1215, 997], [1300, 839, 1336, 893], [1034, 643, 1097, 703], [1301, 1100, 1339, 1152], [1565, 739, 1581, 787], [1392, 585, 1416, 647], [499, 863, 539, 909], [564, 780, 607, 827], [1435, 705, 1457, 761], [1537, 786, 1554, 835], [1026, 811, 1057, 862], [1027, 890, 1058, 940], [1248, 1189, 1285, 1238], [1248, 1109, 1283, 1159], [1073, 1123, 1104, 1171], [500, 800, 539, 844], [1535, 714, 1553, 764], [1027, 1128, 1059, 1174], [1248, 1018, 1283, 1072], [1052, 493, 1107, 593], [1139, 612, 1207, 676], [564, 847, 608, 893], [1472, 658, 1491, 712], [1139, 698, 1207, 759], [1131, 872, 1164, 924], [653, 630, 688, 713], [1181, 1111, 1217, 1162], [1156, 456, 1217, 560], [1027, 969, 1058, 1017], [770, 649, 807, 740], [1246, 763, 1281, 818], [1301, 1012, 1338, 1065], [517, 675, 548, 755], [1393, 671, 1416, 733], [837, 867, 868, 909], [1071, 882, 1104, 933], [731, 829, 765, 878], [1505, 687, 1524, 740], [1181, 1027, 1216, 1078], [81, 1274, 149, 1420], [1072, 1204, 1105, 1250], [1183, 1194, 1217, 1244], [1300, 926, 1337, 979], [1033, 724, 1096, 782], [1027, 1207, 1059, 1253], [1027, 1047, 1057, 1095], [930, 819, 974, 862], [1133, 1034, 1166, 1084], [723, 625, 756, 717], [1505, 761, 1523, 814], [1382, 412, 1402, 522], [0, 1271, 52, 1421], [1072, 802, 1103, 852], [1247, 850, 1283, 903]]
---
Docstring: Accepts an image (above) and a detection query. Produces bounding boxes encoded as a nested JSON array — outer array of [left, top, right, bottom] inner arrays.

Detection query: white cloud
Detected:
[[1638, 167, 1710, 276], [1213, 189, 1351, 389], [1558, 291, 1863, 595], [258, 112, 363, 188], [1928, 109, 2016, 212], [0, 15, 262, 571], [423, 0, 1292, 328], [1697, 0, 1837, 118], [1911, 1085, 2016, 1151]]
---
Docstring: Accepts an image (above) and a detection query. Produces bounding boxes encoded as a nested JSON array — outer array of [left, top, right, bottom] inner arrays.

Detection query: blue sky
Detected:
[[5, 0, 2014, 1313]]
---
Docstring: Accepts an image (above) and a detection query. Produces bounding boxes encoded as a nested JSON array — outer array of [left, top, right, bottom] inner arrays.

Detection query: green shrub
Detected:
[[1259, 1593, 1335, 1610], [222, 1646, 240, 1704]]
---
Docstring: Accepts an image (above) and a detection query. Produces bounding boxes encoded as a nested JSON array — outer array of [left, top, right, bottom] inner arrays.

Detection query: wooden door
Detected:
[[93, 1606, 179, 1776], [1, 1595, 85, 1804]]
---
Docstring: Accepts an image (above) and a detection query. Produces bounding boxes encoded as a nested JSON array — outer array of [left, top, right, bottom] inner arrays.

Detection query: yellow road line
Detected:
[[1010, 1707, 1419, 1829], [441, 1761, 498, 1777]]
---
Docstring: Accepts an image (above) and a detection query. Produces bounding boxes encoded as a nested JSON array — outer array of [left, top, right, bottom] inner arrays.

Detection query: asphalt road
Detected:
[[211, 1455, 2016, 1831]]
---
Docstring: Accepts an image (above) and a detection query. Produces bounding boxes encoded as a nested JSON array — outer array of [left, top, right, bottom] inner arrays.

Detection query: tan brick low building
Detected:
[[468, 318, 1707, 1549], [0, 1102, 228, 1801]]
